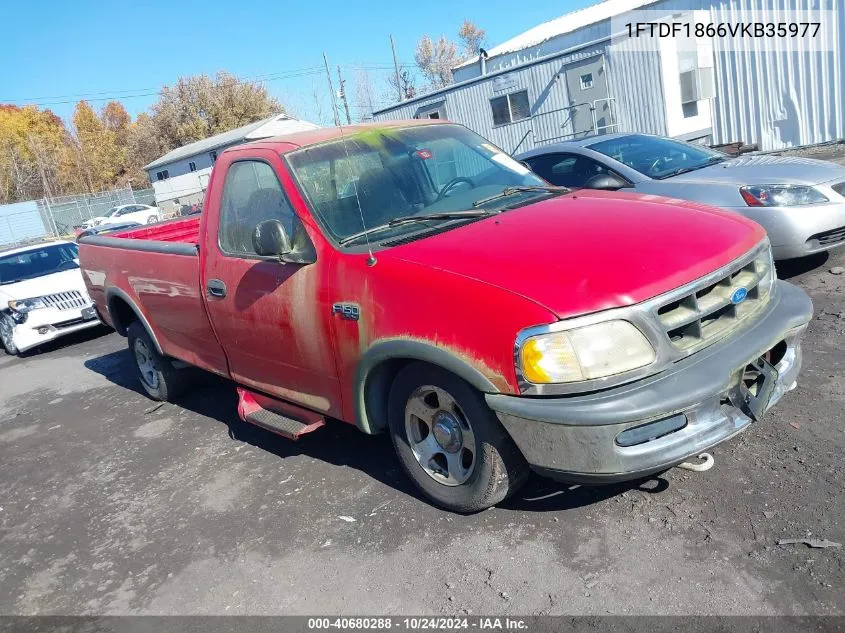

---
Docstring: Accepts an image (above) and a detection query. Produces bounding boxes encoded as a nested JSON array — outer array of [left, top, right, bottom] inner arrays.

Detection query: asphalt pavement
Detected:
[[1, 249, 844, 616]]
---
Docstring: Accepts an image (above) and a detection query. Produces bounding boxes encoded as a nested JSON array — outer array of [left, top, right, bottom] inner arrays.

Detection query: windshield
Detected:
[[588, 134, 725, 179], [287, 124, 548, 245], [0, 243, 79, 285]]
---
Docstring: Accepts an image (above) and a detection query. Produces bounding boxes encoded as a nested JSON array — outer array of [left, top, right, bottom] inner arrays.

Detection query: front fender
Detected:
[[354, 338, 502, 434]]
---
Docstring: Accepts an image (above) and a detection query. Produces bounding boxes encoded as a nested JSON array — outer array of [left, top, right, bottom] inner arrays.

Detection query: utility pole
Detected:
[[390, 34, 403, 101], [336, 66, 352, 124], [322, 52, 341, 127]]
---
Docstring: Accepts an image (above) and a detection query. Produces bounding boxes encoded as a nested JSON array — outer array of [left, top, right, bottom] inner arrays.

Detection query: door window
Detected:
[[526, 153, 614, 188], [218, 160, 297, 256]]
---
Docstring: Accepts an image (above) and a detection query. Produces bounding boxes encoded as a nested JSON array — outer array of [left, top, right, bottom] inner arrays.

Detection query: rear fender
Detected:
[[105, 287, 164, 355]]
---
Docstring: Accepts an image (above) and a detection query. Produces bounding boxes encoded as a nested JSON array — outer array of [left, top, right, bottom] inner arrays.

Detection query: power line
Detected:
[[2, 62, 415, 106], [2, 68, 327, 106]]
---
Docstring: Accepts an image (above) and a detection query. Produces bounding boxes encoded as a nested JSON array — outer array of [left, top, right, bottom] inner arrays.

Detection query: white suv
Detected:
[[0, 241, 101, 356], [81, 204, 161, 229]]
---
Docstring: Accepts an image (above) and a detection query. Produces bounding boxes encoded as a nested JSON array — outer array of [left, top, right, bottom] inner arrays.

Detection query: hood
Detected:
[[83, 216, 108, 227], [666, 154, 845, 186], [0, 267, 89, 303], [385, 190, 765, 319]]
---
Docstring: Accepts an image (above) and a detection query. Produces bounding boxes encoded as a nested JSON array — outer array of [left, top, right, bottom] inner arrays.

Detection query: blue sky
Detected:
[[0, 0, 595, 126]]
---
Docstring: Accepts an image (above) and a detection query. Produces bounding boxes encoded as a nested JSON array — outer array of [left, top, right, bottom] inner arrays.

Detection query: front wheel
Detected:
[[127, 321, 189, 401], [387, 363, 528, 513], [146, 215, 158, 224], [0, 315, 20, 356]]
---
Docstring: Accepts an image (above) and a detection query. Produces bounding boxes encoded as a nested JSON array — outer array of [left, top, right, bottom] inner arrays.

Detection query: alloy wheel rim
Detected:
[[133, 339, 159, 389], [404, 385, 476, 486]]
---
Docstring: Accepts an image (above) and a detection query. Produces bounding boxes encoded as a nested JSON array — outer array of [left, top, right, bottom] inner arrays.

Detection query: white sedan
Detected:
[[81, 204, 160, 229], [0, 241, 101, 355]]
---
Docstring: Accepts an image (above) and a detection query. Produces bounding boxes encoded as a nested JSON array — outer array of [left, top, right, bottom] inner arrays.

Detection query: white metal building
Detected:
[[374, 0, 843, 154], [144, 114, 319, 210]]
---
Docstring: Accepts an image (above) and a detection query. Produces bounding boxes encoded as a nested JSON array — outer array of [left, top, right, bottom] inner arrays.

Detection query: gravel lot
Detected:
[[0, 249, 844, 616]]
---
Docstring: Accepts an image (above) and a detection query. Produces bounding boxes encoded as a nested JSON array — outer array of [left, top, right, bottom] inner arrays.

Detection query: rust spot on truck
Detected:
[[368, 334, 511, 393]]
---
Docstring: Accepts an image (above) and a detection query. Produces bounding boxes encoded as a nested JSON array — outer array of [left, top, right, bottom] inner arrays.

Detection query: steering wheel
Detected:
[[647, 157, 667, 176], [436, 177, 474, 201]]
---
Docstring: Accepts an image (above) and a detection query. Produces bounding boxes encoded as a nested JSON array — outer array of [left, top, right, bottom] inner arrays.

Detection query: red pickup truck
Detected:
[[79, 121, 813, 512]]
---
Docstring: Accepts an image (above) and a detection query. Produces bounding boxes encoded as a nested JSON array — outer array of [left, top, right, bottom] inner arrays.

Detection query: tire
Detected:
[[127, 321, 188, 401], [0, 315, 20, 356], [146, 215, 158, 224], [387, 362, 528, 513]]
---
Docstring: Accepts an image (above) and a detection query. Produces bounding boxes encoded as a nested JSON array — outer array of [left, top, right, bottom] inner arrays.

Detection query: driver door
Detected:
[[201, 150, 342, 417]]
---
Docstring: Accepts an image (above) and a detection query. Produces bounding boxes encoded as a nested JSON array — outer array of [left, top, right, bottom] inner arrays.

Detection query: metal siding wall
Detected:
[[0, 201, 48, 246], [375, 44, 608, 154], [377, 0, 841, 151], [708, 0, 843, 149], [606, 35, 668, 136]]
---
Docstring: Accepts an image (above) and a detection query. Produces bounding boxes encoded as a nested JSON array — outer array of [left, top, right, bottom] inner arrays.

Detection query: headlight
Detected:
[[756, 245, 776, 299], [518, 320, 656, 384], [740, 185, 828, 207], [8, 297, 47, 313]]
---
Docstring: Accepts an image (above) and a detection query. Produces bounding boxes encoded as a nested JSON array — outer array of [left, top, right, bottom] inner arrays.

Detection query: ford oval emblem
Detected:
[[731, 287, 748, 305]]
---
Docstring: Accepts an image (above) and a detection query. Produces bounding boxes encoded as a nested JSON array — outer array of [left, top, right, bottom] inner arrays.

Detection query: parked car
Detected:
[[81, 204, 160, 230], [517, 133, 845, 260], [79, 121, 812, 512], [76, 221, 142, 241], [0, 241, 100, 355]]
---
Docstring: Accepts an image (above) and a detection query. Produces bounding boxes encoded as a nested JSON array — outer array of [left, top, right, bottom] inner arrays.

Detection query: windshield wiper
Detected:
[[657, 156, 726, 180], [339, 210, 495, 246], [471, 185, 569, 208]]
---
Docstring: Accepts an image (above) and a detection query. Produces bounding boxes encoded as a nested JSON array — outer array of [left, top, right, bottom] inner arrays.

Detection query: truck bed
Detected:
[[101, 216, 201, 251], [78, 214, 230, 377]]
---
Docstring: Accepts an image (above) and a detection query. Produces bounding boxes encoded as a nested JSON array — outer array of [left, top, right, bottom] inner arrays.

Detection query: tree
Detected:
[[458, 20, 486, 58], [151, 71, 284, 150], [0, 104, 69, 203], [353, 69, 377, 122], [386, 66, 417, 101], [126, 113, 164, 188], [415, 35, 459, 89]]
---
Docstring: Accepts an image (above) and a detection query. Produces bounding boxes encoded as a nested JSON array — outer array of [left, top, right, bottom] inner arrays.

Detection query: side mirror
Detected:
[[582, 173, 628, 191], [252, 219, 292, 258]]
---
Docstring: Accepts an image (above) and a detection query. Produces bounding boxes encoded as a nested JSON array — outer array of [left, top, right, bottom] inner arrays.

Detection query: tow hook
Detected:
[[677, 452, 715, 472]]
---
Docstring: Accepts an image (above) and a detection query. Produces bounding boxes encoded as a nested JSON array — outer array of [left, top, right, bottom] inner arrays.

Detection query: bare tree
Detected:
[[415, 35, 459, 89], [458, 20, 487, 58], [352, 69, 377, 122], [386, 66, 417, 101]]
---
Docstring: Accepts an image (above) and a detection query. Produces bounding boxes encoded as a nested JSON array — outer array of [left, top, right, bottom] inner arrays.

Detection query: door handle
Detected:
[[207, 279, 227, 298]]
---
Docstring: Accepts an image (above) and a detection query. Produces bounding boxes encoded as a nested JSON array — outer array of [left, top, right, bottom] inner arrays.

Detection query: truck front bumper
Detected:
[[486, 281, 813, 484]]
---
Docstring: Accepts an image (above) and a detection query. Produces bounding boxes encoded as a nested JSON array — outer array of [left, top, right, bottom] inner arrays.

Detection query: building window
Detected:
[[189, 161, 197, 172], [490, 90, 530, 126], [156, 170, 169, 181], [580, 73, 593, 90], [209, 150, 218, 163]]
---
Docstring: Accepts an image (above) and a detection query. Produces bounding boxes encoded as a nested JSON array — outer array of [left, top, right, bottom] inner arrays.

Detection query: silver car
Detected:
[[517, 133, 845, 260]]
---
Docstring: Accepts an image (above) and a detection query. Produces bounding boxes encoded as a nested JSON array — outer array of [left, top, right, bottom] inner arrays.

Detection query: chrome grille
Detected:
[[654, 247, 774, 353], [42, 291, 88, 311]]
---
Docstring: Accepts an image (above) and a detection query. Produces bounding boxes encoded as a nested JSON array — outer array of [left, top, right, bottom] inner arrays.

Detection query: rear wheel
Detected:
[[0, 315, 20, 356], [146, 215, 158, 224], [387, 363, 528, 513], [127, 321, 188, 401]]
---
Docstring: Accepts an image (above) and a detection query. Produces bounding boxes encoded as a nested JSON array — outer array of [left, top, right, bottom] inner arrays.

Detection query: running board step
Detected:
[[236, 387, 325, 440]]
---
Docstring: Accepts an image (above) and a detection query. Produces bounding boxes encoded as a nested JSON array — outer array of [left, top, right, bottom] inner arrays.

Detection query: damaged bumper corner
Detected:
[[485, 281, 813, 484]]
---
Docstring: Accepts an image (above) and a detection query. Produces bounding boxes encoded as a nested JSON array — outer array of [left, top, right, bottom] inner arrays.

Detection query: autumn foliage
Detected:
[[0, 71, 283, 204]]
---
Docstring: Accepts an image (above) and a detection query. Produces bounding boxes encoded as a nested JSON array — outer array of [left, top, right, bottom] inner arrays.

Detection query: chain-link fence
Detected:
[[0, 187, 157, 248]]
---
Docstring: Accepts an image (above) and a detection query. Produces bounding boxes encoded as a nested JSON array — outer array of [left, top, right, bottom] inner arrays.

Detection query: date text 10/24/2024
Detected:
[[307, 617, 529, 630]]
